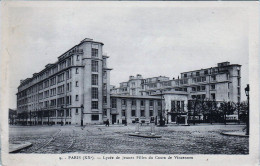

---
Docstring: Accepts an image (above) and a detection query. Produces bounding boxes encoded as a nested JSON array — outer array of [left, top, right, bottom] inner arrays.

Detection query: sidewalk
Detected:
[[9, 142, 32, 153], [221, 131, 249, 137]]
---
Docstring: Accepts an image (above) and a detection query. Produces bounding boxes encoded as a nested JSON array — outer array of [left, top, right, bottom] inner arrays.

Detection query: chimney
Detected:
[[136, 74, 142, 79], [81, 38, 93, 43]]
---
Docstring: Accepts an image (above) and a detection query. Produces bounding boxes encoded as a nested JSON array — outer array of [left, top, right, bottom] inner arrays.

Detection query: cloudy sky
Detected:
[[5, 2, 249, 109]]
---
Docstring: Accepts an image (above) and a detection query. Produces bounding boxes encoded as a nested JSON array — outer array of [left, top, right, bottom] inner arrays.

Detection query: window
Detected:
[[92, 101, 98, 109], [158, 100, 161, 106], [202, 86, 206, 90], [228, 83, 230, 89], [122, 110, 126, 117], [238, 78, 240, 86], [238, 87, 240, 95], [237, 70, 240, 76], [75, 95, 79, 101], [177, 101, 180, 112], [92, 74, 98, 85], [92, 87, 98, 99], [91, 115, 99, 121], [92, 48, 98, 57], [211, 75, 216, 81], [149, 100, 154, 106], [75, 109, 78, 114], [91, 60, 98, 72], [103, 96, 107, 104], [77, 55, 79, 61], [238, 97, 240, 103], [197, 86, 201, 91], [132, 100, 136, 106], [58, 85, 64, 94], [141, 110, 145, 117], [226, 74, 229, 80], [66, 70, 70, 79], [181, 101, 184, 112], [211, 93, 215, 100], [202, 77, 206, 82], [211, 84, 215, 90], [228, 92, 230, 98], [204, 70, 208, 75], [76, 81, 79, 87], [196, 72, 200, 76], [103, 109, 107, 116], [67, 83, 70, 91], [192, 87, 196, 91], [202, 94, 206, 99], [122, 99, 126, 106], [184, 74, 187, 78], [58, 73, 64, 83], [103, 71, 107, 78], [141, 100, 144, 106], [171, 101, 175, 112], [44, 80, 49, 88], [149, 110, 153, 117], [112, 98, 117, 108], [76, 68, 79, 74], [131, 110, 136, 117]]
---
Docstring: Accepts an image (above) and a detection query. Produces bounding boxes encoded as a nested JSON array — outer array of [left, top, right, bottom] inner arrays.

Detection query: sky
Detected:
[[4, 2, 249, 109]]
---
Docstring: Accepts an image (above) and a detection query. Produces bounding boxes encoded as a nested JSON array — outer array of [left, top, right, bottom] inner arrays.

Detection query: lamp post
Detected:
[[61, 105, 64, 126], [47, 103, 50, 126], [81, 104, 84, 127], [245, 84, 249, 135], [159, 90, 165, 126], [125, 107, 127, 126]]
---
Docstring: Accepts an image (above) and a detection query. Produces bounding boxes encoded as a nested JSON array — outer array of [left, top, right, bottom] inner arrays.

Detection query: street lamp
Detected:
[[61, 105, 64, 126], [81, 104, 84, 127], [159, 90, 165, 126], [244, 84, 249, 135], [125, 102, 127, 126]]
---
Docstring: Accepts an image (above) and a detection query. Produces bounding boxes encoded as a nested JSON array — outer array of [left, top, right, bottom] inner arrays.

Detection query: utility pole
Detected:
[[81, 104, 84, 126]]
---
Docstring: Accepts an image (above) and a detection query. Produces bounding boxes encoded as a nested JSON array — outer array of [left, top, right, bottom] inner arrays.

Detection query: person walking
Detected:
[[105, 119, 109, 127]]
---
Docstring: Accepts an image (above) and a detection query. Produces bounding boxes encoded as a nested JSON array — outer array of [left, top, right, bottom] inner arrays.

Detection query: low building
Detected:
[[109, 95, 162, 124]]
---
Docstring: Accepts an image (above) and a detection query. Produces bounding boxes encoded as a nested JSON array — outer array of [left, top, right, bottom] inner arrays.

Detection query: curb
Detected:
[[221, 132, 249, 137]]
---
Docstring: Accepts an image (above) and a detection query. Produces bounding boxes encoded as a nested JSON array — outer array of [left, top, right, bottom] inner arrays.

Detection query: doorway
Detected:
[[112, 115, 117, 124]]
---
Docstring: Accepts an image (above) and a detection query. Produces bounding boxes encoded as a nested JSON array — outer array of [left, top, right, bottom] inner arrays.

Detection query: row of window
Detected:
[[19, 60, 99, 98], [183, 67, 231, 78], [111, 99, 157, 109], [37, 69, 73, 91], [191, 94, 215, 100], [171, 100, 185, 112], [39, 82, 74, 99], [121, 109, 154, 117], [191, 86, 206, 92], [192, 76, 207, 83]]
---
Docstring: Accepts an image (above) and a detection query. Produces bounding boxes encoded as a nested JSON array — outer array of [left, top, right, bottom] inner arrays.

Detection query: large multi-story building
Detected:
[[16, 38, 241, 125], [111, 62, 241, 124], [111, 62, 241, 103], [17, 38, 112, 125]]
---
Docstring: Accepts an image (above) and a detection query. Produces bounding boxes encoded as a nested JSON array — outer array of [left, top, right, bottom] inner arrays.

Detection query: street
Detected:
[[9, 124, 249, 154]]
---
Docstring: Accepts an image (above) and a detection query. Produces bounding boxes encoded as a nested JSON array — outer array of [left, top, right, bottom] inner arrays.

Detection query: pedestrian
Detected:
[[107, 119, 109, 127], [105, 119, 109, 127]]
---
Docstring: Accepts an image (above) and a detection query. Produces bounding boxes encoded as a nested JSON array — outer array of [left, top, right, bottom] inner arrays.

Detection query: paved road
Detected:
[[9, 124, 249, 154]]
